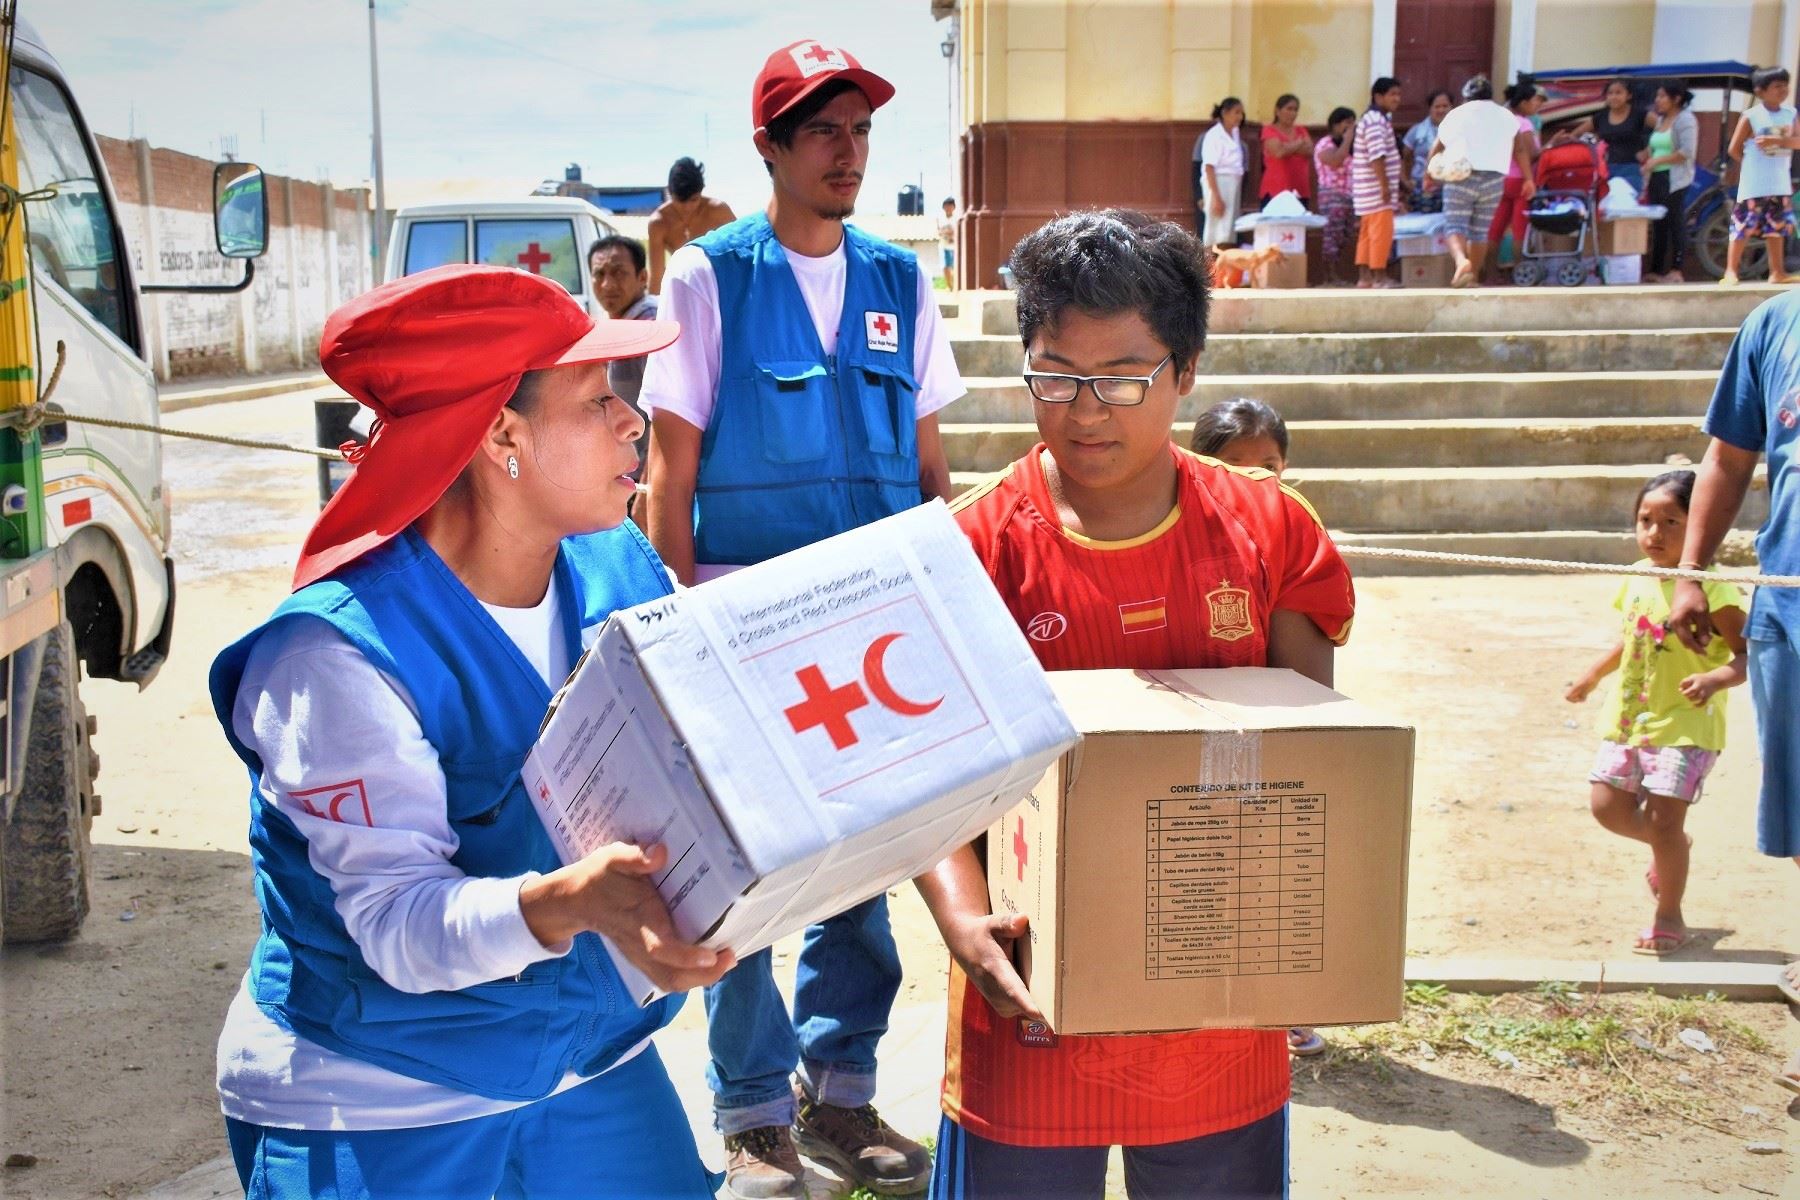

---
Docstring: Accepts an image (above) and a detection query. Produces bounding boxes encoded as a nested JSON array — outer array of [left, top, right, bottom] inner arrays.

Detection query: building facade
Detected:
[[944, 0, 1800, 286]]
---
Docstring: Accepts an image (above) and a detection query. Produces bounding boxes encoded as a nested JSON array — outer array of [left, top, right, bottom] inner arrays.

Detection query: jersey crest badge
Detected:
[[1205, 580, 1254, 643]]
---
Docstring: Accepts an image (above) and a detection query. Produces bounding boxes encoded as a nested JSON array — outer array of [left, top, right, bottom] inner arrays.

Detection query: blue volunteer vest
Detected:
[[693, 212, 924, 565], [209, 523, 682, 1102]]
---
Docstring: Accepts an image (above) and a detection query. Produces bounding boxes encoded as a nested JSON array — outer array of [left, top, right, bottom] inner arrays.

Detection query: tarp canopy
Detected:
[[1531, 61, 1756, 88]]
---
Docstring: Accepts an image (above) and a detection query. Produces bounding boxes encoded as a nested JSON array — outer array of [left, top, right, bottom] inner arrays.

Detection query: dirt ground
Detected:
[[0, 394, 1795, 1199]]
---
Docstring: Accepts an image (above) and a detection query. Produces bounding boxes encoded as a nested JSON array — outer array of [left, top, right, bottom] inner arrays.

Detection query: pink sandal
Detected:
[[1632, 926, 1690, 956]]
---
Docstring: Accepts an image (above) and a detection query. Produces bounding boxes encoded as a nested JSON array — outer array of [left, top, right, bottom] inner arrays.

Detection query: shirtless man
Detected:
[[647, 157, 734, 294]]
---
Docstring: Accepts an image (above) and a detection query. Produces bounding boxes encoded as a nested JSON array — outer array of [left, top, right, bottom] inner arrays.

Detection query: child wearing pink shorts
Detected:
[[1565, 470, 1748, 956]]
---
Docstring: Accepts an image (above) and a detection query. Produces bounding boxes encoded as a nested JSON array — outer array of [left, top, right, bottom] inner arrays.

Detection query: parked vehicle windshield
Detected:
[[474, 218, 580, 294]]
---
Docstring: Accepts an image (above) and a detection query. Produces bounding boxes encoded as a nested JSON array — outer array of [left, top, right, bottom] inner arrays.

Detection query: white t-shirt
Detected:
[[1436, 99, 1522, 176], [217, 587, 647, 1131], [639, 228, 965, 580], [1199, 124, 1246, 174]]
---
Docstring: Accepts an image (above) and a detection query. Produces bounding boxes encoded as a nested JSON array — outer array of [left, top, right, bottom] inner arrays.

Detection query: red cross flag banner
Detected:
[[522, 502, 1078, 1004]]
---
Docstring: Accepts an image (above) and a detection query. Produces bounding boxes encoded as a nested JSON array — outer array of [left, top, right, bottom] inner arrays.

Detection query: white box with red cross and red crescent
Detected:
[[522, 501, 1080, 1005]]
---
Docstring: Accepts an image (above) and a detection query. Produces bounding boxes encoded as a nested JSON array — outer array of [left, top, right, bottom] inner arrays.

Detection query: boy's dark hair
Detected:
[[1009, 209, 1211, 373], [588, 234, 646, 274], [1753, 65, 1791, 91], [1371, 76, 1401, 102], [1637, 468, 1697, 513], [667, 157, 705, 201], [1190, 397, 1290, 459]]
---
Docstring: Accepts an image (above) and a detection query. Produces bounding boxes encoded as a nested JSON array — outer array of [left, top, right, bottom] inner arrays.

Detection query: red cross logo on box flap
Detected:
[[1013, 815, 1028, 882], [865, 310, 899, 353], [782, 633, 943, 751], [516, 242, 552, 273], [791, 41, 848, 77]]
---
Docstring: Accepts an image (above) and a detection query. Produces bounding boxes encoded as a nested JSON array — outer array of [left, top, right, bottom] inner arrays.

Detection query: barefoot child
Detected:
[[1722, 66, 1799, 286], [919, 210, 1355, 1198], [1565, 471, 1748, 956]]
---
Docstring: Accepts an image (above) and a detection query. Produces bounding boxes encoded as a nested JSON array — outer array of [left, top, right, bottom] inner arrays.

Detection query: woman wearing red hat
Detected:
[[207, 264, 732, 1198]]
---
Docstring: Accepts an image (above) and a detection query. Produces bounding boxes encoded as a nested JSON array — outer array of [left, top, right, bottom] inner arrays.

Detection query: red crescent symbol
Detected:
[[862, 633, 943, 717], [327, 792, 355, 822]]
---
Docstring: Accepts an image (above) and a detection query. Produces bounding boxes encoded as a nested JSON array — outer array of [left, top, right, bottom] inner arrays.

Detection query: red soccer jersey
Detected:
[[941, 444, 1355, 1148]]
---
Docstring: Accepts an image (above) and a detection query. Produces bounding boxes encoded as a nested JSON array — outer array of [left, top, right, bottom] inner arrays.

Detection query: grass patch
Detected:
[[1323, 984, 1775, 1136]]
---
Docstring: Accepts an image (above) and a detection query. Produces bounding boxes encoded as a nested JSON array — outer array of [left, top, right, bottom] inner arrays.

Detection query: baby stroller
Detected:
[[1513, 136, 1609, 287]]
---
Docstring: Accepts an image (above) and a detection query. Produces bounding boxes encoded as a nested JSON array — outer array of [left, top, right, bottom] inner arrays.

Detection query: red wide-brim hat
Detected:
[[293, 263, 678, 591]]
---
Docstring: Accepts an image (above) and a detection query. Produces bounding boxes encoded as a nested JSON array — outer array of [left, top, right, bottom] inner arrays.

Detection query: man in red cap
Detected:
[[208, 264, 733, 1198], [640, 37, 958, 1199]]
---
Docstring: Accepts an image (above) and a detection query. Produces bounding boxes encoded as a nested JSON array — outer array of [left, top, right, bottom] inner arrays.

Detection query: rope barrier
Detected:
[[1336, 544, 1800, 588], [22, 409, 1800, 588]]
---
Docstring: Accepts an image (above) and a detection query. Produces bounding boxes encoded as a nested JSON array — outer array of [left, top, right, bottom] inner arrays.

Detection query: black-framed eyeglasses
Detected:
[[1022, 354, 1173, 407]]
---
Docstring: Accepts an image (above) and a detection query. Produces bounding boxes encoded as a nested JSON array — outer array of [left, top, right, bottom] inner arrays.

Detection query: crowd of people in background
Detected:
[[1188, 63, 1757, 288]]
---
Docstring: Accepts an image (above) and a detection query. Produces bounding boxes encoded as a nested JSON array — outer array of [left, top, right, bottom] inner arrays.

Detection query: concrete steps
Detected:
[[947, 465, 1767, 536], [951, 327, 1737, 378], [940, 417, 1708, 473], [950, 372, 1718, 422], [974, 283, 1782, 337]]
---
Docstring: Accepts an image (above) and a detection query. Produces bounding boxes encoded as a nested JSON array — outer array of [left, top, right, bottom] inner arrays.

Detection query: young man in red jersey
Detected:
[[917, 210, 1355, 1199]]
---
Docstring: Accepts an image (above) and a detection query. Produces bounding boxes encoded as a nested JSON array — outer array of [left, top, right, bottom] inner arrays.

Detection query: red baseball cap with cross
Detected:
[[753, 39, 895, 129]]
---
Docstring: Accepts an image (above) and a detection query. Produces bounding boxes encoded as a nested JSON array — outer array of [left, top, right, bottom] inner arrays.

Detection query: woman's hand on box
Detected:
[[521, 842, 735, 993]]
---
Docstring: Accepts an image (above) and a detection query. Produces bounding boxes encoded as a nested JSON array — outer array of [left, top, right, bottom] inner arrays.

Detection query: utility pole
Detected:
[[368, 0, 388, 283]]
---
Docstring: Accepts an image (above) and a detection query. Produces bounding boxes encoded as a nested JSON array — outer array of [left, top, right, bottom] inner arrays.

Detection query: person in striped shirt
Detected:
[[916, 209, 1355, 1199], [1352, 77, 1406, 288]]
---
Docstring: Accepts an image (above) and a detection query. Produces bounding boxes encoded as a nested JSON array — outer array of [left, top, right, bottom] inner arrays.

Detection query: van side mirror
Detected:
[[214, 163, 268, 259]]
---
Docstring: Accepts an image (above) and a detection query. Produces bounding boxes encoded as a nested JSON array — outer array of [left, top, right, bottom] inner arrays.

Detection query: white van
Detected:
[[384, 198, 619, 314]]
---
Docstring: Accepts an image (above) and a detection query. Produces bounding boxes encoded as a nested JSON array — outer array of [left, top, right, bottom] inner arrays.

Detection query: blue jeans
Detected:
[[1750, 636, 1800, 856], [704, 893, 903, 1133]]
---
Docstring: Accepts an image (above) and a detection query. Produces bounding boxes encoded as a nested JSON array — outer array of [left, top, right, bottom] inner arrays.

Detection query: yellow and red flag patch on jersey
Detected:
[[1117, 597, 1167, 634]]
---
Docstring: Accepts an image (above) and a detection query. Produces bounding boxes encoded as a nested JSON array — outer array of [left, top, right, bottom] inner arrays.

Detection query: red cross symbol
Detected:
[[783, 665, 869, 750], [516, 242, 552, 273], [871, 313, 893, 338], [802, 42, 836, 65], [1013, 816, 1028, 881]]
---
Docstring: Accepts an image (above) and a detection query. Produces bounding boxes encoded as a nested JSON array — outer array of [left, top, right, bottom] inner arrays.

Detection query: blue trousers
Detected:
[[1751, 636, 1800, 856], [225, 1047, 717, 1200], [929, 1107, 1288, 1200], [704, 892, 903, 1133]]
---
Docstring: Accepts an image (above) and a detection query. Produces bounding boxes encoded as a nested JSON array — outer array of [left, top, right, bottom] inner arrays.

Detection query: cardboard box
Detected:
[[525, 502, 1079, 1003], [1395, 231, 1449, 257], [1401, 254, 1455, 288], [1252, 252, 1308, 289], [1252, 221, 1308, 256], [1598, 217, 1649, 256], [1601, 253, 1642, 285], [991, 668, 1414, 1035]]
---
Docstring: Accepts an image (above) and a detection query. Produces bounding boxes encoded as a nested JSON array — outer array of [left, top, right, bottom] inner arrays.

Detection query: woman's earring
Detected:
[[507, 456, 520, 480]]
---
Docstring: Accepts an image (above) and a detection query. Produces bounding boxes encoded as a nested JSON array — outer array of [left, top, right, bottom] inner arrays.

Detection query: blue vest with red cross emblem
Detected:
[[208, 524, 683, 1102], [692, 212, 923, 565]]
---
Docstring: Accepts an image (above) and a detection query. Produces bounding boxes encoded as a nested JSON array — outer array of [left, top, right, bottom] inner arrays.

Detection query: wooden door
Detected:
[[1394, 0, 1497, 122]]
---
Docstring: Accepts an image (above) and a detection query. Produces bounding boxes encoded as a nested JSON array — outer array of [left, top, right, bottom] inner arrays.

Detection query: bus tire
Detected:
[[2, 621, 97, 944]]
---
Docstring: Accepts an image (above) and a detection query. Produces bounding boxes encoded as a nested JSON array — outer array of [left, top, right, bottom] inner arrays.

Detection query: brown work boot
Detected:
[[791, 1085, 931, 1195], [721, 1125, 808, 1199]]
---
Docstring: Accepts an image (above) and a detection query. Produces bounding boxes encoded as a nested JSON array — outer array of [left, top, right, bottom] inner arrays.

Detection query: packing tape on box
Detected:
[[1141, 670, 1265, 798]]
